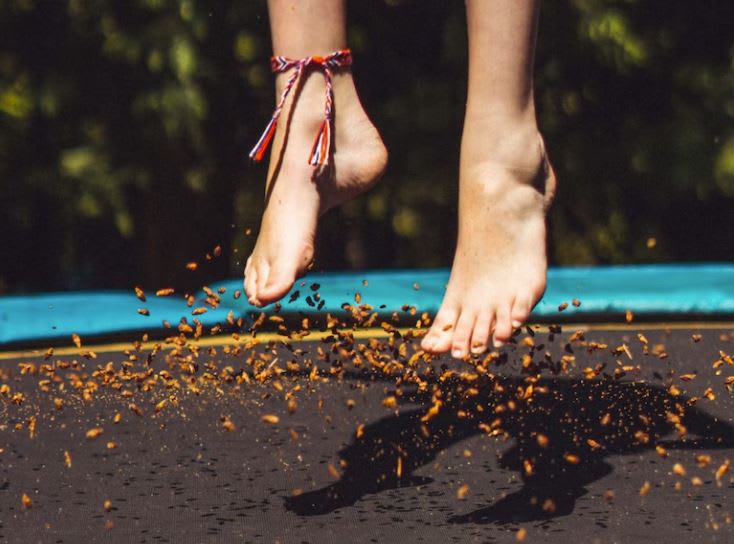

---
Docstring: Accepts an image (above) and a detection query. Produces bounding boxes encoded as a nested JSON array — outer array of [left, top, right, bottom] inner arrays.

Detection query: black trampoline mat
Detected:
[[1, 325, 734, 543]]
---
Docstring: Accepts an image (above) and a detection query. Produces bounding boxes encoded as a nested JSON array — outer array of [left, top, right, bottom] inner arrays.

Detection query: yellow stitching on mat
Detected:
[[1, 321, 732, 361]]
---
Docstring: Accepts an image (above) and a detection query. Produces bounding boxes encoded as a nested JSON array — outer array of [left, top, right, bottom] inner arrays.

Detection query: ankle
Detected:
[[463, 101, 537, 134], [275, 69, 360, 135], [460, 116, 542, 173], [465, 94, 536, 122], [275, 68, 356, 100]]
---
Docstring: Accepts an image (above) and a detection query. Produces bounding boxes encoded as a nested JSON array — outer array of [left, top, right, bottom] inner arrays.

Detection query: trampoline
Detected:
[[2, 266, 734, 543]]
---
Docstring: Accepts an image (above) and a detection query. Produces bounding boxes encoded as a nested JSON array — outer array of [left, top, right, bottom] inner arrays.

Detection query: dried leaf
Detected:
[[86, 427, 103, 439]]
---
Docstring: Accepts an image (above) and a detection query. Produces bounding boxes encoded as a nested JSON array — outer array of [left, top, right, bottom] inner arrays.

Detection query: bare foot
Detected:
[[421, 118, 556, 357], [245, 68, 387, 306]]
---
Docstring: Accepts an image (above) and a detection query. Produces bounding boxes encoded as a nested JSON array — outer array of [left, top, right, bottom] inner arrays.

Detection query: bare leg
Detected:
[[422, 0, 556, 356], [245, 0, 387, 306]]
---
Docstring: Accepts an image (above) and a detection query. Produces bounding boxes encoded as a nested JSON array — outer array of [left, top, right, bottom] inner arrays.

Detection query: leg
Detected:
[[245, 0, 387, 306], [421, 0, 556, 356]]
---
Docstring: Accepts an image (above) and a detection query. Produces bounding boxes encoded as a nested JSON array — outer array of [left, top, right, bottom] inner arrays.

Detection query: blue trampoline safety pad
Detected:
[[0, 292, 231, 346], [2, 264, 734, 346]]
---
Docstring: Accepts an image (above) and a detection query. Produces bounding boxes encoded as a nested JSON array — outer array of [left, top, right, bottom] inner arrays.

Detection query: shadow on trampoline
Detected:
[[285, 376, 734, 524]]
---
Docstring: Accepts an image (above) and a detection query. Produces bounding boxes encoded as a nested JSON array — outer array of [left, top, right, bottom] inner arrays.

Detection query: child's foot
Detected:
[[421, 118, 556, 357], [245, 69, 387, 306]]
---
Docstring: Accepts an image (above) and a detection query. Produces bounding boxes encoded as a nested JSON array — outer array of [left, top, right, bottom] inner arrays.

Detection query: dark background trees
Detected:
[[1, 0, 733, 294]]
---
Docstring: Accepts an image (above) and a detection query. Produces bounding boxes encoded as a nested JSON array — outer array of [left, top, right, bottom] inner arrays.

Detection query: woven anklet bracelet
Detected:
[[249, 48, 353, 170]]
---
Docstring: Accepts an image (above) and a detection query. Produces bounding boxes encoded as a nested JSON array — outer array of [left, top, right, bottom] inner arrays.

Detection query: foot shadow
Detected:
[[285, 376, 734, 523]]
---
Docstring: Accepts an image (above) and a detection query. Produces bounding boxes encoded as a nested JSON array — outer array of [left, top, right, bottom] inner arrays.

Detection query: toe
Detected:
[[254, 261, 270, 306], [511, 296, 533, 329], [422, 305, 459, 353], [493, 303, 513, 347], [244, 257, 259, 305], [470, 310, 494, 355], [451, 310, 476, 359]]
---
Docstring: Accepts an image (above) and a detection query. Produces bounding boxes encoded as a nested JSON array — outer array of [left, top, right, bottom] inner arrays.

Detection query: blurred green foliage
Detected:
[[1, 0, 733, 293]]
